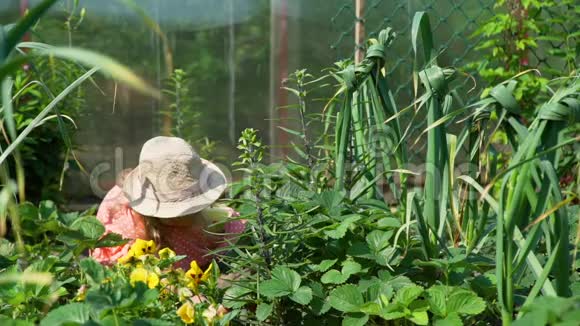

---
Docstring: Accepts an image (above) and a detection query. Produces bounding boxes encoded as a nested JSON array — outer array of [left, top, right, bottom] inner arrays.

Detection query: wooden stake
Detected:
[[355, 0, 365, 63], [269, 0, 276, 158], [20, 0, 30, 42], [277, 0, 289, 157]]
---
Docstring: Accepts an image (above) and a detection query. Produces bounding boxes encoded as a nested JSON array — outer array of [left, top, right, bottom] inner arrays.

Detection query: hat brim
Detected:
[[122, 159, 227, 218]]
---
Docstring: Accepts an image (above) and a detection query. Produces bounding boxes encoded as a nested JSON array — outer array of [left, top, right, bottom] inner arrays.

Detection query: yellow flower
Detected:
[[185, 261, 213, 289], [177, 301, 195, 324], [187, 260, 203, 277], [117, 239, 157, 265], [130, 267, 148, 285], [130, 267, 160, 289], [118, 250, 135, 265], [131, 239, 157, 257], [159, 247, 176, 259], [201, 263, 212, 282]]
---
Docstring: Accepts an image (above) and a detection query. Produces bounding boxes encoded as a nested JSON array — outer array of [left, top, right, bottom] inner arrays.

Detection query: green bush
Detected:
[[466, 0, 578, 114], [3, 58, 86, 204]]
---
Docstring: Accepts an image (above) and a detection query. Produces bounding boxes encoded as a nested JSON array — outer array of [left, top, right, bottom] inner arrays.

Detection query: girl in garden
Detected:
[[91, 136, 244, 270]]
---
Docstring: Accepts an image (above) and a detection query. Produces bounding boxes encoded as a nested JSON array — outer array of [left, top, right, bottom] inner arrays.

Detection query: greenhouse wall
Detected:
[[2, 0, 496, 207]]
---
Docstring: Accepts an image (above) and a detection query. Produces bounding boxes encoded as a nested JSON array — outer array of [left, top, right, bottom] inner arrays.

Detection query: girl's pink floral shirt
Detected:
[[90, 186, 244, 269]]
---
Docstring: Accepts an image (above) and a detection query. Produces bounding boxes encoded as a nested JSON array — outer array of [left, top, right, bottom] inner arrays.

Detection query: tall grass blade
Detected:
[[411, 11, 436, 93], [0, 68, 98, 164], [17, 43, 159, 97], [1, 78, 26, 201], [518, 240, 561, 313], [334, 91, 352, 190], [1, 0, 58, 61], [513, 227, 557, 297]]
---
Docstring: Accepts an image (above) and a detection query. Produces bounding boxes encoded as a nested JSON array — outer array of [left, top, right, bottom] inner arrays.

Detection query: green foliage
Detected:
[[161, 69, 198, 141], [426, 285, 486, 322], [0, 0, 155, 246], [0, 200, 122, 321], [2, 57, 86, 203], [0, 200, 231, 325], [328, 284, 364, 313], [467, 0, 578, 112], [235, 128, 263, 166], [260, 266, 302, 298], [160, 69, 219, 159], [0, 3, 578, 325], [513, 295, 580, 326], [218, 125, 489, 324], [217, 11, 578, 326], [326, 27, 406, 200], [412, 12, 457, 259]]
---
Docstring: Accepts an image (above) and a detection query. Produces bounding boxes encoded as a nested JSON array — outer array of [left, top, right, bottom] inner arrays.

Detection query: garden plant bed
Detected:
[[0, 1, 579, 325]]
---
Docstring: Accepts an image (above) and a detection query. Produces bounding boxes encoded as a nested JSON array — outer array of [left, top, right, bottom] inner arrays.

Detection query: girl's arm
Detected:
[[90, 185, 148, 265]]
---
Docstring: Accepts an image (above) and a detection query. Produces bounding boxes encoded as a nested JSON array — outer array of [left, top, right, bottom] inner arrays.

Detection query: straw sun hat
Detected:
[[122, 136, 228, 218]]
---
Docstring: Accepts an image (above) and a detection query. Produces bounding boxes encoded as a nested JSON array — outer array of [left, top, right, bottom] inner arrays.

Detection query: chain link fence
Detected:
[[526, 4, 578, 76], [327, 0, 577, 164], [330, 0, 494, 103], [328, 0, 496, 164], [329, 0, 577, 104]]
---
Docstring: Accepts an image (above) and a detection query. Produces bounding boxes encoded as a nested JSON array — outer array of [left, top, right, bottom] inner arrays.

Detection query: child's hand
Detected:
[[224, 207, 240, 218], [202, 206, 238, 233]]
